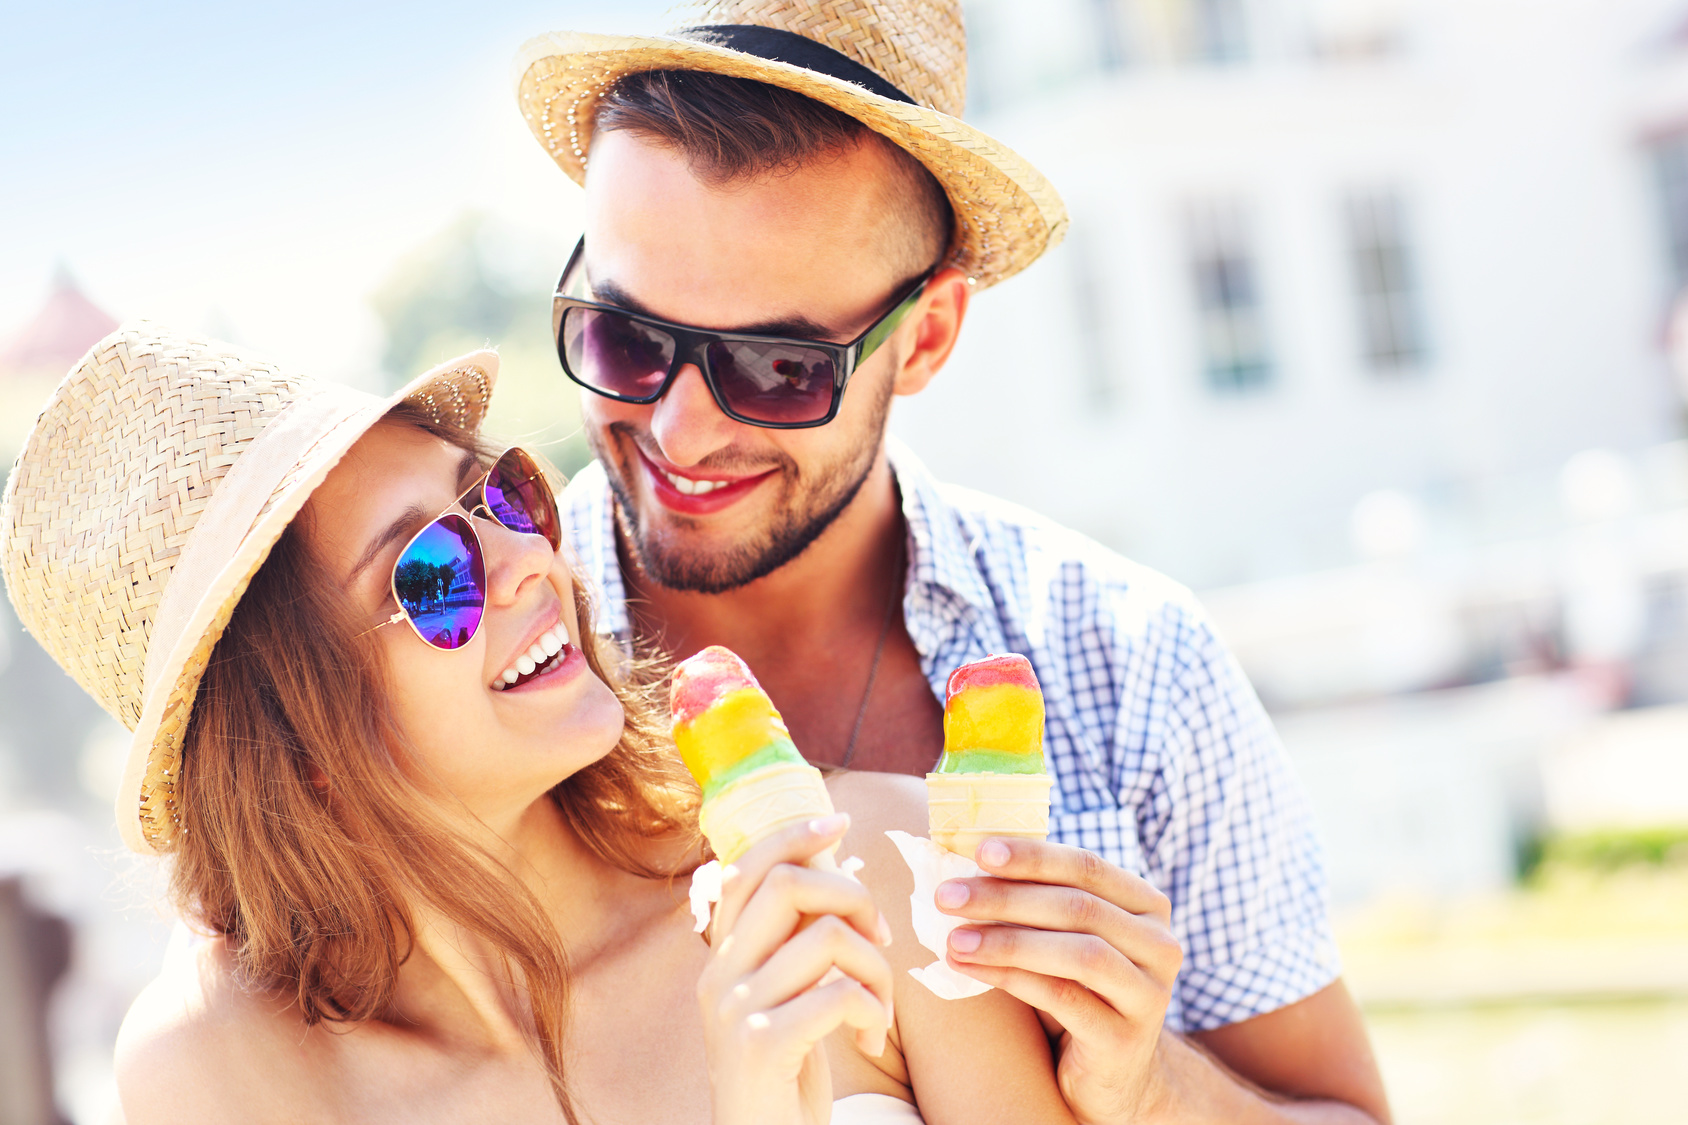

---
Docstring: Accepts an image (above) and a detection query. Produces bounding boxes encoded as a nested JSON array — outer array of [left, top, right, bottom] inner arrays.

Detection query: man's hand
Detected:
[[934, 837, 1182, 1125]]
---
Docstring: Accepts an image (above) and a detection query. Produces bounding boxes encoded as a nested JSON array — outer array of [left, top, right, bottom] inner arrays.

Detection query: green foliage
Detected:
[[370, 212, 592, 478], [371, 212, 533, 380], [1520, 827, 1688, 880]]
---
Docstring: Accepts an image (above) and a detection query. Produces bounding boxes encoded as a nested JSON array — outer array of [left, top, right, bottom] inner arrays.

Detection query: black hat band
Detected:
[[676, 24, 919, 107]]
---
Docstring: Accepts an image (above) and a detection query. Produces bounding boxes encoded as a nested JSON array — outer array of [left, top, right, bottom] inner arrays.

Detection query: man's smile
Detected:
[[632, 442, 779, 516]]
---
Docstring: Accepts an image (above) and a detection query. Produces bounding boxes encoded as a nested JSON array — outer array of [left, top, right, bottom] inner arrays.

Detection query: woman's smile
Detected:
[[489, 607, 570, 690], [492, 638, 587, 694]]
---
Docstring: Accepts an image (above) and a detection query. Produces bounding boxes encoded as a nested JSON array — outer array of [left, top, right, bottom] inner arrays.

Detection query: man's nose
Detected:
[[650, 362, 737, 467]]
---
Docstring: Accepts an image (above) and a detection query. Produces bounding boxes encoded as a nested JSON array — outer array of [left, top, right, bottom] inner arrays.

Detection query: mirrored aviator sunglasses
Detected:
[[378, 447, 562, 652]]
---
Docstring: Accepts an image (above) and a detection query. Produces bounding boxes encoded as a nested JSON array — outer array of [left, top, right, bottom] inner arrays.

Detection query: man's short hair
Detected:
[[595, 69, 954, 278]]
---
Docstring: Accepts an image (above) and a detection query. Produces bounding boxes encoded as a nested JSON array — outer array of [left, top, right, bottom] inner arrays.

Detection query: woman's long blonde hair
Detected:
[[168, 404, 697, 1120]]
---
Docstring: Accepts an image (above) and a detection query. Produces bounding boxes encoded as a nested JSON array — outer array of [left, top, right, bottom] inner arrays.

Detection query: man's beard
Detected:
[[589, 382, 892, 595]]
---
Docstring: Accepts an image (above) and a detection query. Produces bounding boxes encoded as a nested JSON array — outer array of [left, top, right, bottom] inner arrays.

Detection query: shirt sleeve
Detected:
[[906, 475, 1341, 1033], [1136, 605, 1342, 1032]]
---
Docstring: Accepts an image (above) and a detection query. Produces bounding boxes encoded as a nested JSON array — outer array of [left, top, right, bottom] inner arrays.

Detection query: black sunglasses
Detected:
[[551, 238, 933, 429]]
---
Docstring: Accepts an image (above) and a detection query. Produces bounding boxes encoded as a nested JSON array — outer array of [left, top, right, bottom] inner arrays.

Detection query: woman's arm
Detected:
[[833, 772, 1079, 1125], [698, 812, 898, 1125]]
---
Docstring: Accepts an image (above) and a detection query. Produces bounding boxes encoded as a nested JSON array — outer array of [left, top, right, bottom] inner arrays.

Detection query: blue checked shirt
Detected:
[[560, 439, 1341, 1031]]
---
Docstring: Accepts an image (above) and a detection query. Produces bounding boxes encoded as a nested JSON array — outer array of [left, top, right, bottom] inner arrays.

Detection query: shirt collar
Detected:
[[886, 437, 1009, 691], [887, 435, 999, 622], [565, 460, 632, 642]]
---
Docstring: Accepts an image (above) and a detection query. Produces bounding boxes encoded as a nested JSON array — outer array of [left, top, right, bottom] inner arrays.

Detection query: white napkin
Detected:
[[884, 830, 993, 1000], [688, 855, 866, 934], [689, 860, 725, 933]]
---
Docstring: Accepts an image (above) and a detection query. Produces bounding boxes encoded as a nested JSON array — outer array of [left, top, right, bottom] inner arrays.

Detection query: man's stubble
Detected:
[[589, 374, 895, 595]]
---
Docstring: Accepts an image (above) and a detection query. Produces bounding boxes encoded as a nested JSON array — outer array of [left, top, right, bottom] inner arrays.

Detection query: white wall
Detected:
[[894, 0, 1686, 590]]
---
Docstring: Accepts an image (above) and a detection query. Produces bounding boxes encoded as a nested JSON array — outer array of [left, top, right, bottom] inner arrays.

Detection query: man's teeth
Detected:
[[492, 629, 568, 690], [661, 468, 729, 496]]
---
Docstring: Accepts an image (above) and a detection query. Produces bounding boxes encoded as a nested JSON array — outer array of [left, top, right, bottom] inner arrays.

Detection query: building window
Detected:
[[1345, 190, 1427, 372], [1188, 201, 1273, 392], [1191, 0, 1251, 63], [1654, 133, 1688, 289], [1113, 0, 1251, 67], [1092, 0, 1130, 71]]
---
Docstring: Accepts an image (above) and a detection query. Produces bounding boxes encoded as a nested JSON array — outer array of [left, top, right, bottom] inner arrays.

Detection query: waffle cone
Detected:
[[700, 760, 836, 864], [925, 772, 1051, 860]]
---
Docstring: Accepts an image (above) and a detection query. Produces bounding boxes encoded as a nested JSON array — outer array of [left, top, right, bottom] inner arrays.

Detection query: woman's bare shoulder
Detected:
[[114, 936, 317, 1122], [827, 769, 928, 839], [827, 770, 927, 903]]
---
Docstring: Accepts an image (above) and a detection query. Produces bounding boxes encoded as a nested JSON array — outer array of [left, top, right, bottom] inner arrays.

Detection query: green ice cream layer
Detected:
[[702, 738, 806, 801], [933, 748, 1046, 775]]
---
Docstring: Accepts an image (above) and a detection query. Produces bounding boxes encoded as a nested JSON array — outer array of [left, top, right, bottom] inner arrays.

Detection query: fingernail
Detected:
[[949, 928, 981, 954], [877, 916, 894, 946], [810, 813, 848, 836], [979, 840, 1010, 868], [935, 881, 969, 909]]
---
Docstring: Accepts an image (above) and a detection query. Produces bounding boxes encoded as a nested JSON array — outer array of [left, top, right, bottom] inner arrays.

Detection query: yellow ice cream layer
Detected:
[[673, 686, 804, 796], [937, 682, 1046, 774]]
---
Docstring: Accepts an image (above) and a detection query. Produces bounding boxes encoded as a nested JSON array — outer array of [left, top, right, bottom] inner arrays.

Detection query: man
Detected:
[[516, 3, 1389, 1122]]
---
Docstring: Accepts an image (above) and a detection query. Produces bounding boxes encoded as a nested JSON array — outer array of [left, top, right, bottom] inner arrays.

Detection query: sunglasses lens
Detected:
[[706, 340, 837, 425], [392, 514, 486, 651], [562, 307, 676, 401], [484, 448, 561, 549]]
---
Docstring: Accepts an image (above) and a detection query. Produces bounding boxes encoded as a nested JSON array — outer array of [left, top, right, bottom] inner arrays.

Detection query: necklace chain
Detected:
[[831, 535, 903, 772]]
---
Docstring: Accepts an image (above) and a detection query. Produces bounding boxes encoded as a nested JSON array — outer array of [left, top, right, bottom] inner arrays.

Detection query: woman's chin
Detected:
[[535, 688, 628, 775], [494, 661, 626, 746], [409, 679, 629, 811]]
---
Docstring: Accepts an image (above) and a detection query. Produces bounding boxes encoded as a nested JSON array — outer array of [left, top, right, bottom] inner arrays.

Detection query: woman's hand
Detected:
[[697, 813, 896, 1125]]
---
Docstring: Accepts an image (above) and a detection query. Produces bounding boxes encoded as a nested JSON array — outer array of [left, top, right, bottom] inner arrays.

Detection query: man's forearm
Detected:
[[1135, 1033, 1386, 1125]]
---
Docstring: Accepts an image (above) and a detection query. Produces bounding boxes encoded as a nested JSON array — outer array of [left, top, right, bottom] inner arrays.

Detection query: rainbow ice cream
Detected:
[[671, 645, 836, 864], [926, 654, 1052, 859]]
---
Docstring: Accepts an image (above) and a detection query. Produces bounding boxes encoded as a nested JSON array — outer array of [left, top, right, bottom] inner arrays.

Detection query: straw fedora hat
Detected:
[[513, 0, 1068, 290], [0, 322, 498, 855]]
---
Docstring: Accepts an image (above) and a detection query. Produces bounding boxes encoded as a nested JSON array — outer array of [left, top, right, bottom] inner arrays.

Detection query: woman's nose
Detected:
[[481, 519, 560, 606]]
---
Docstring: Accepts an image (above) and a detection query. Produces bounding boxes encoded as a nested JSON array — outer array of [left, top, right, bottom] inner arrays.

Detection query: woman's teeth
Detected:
[[492, 629, 568, 690], [661, 467, 728, 496]]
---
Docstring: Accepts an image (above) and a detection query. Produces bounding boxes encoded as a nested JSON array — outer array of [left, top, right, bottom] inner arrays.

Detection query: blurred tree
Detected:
[[371, 213, 592, 477]]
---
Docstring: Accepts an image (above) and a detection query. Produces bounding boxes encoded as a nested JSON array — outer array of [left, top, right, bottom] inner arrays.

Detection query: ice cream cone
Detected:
[[925, 772, 1052, 860], [700, 759, 837, 865]]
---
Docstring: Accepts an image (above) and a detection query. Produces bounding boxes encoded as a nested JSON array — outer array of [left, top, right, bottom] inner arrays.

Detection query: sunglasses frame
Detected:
[[374, 446, 561, 651], [551, 237, 934, 430]]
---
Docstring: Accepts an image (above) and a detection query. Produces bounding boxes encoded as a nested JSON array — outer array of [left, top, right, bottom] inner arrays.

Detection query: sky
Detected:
[[0, 1, 674, 385]]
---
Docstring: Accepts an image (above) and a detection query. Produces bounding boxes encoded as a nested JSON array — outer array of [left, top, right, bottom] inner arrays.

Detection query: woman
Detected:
[[1, 325, 1074, 1123]]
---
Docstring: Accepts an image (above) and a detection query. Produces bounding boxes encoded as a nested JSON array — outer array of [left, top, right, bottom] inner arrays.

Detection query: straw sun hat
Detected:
[[0, 322, 498, 855], [513, 0, 1068, 290]]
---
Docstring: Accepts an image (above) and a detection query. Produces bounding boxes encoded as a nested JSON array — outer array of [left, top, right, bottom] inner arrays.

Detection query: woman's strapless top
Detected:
[[832, 1092, 924, 1123]]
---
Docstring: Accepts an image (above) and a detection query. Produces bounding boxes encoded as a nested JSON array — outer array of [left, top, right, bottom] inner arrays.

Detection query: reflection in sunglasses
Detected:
[[393, 515, 485, 651], [381, 449, 561, 653]]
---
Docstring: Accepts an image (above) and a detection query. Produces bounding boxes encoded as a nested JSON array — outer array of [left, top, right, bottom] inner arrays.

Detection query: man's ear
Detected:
[[892, 267, 971, 397]]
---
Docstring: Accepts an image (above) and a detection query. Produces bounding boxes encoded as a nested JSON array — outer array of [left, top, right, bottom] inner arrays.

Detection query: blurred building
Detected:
[[901, 0, 1688, 590], [0, 877, 72, 1125], [0, 270, 115, 380], [891, 0, 1688, 900]]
